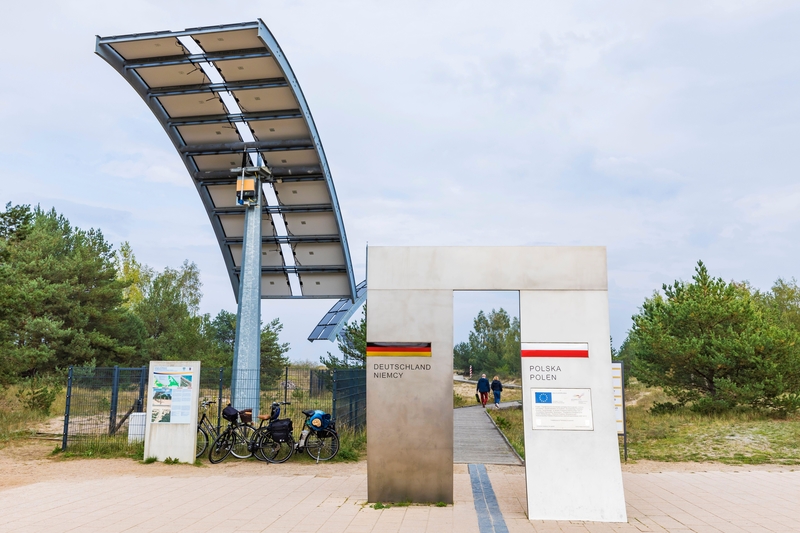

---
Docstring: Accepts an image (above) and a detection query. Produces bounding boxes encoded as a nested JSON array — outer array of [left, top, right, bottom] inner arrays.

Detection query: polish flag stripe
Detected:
[[521, 342, 589, 358]]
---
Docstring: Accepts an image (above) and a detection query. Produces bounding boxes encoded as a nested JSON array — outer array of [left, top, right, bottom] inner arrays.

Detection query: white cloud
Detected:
[[1, 0, 799, 355]]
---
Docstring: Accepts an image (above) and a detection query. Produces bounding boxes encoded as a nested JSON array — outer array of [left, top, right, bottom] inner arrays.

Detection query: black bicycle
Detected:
[[196, 399, 218, 458], [208, 405, 255, 464], [251, 402, 295, 464]]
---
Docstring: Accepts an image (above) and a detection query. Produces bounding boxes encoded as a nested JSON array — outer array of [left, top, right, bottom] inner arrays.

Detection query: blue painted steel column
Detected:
[[231, 186, 262, 416]]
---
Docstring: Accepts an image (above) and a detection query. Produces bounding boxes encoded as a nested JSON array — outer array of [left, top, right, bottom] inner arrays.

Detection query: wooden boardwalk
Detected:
[[454, 405, 523, 465]]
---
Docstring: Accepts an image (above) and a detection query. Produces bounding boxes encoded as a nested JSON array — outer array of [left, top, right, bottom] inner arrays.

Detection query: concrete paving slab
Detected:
[[1, 464, 799, 532]]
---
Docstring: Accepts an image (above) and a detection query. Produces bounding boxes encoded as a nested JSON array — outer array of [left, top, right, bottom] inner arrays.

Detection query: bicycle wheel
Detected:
[[230, 424, 254, 459], [208, 431, 233, 464], [305, 431, 339, 461], [196, 426, 209, 458], [263, 433, 295, 464]]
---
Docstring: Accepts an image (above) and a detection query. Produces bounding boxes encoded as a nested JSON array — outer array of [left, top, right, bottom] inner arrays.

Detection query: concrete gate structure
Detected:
[[366, 246, 627, 522]]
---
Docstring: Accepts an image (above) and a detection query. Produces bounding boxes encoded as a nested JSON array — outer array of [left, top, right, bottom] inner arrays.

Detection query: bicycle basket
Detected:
[[269, 418, 293, 442], [238, 408, 253, 424], [222, 404, 238, 423]]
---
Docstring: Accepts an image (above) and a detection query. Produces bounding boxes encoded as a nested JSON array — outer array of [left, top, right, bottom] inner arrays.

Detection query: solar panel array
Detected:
[[96, 20, 356, 300], [308, 280, 367, 342]]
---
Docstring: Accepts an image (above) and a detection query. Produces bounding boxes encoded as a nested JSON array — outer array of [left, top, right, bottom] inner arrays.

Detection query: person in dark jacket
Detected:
[[476, 374, 491, 408], [491, 376, 503, 409]]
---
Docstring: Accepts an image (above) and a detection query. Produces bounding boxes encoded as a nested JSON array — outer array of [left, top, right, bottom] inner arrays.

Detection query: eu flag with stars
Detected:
[[535, 392, 552, 403]]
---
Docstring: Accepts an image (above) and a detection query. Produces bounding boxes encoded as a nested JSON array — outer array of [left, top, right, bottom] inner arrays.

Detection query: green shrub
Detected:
[[16, 382, 58, 415]]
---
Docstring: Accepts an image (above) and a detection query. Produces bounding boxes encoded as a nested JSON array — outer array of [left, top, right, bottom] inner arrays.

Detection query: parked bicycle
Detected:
[[296, 409, 340, 462], [196, 399, 218, 458], [250, 404, 340, 463], [208, 404, 255, 464], [250, 401, 295, 463]]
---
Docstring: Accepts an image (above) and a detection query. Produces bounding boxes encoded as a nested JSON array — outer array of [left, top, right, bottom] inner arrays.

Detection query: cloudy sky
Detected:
[[1, 1, 798, 361]]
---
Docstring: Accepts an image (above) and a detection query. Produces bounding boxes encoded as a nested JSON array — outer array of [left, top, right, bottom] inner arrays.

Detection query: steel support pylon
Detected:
[[231, 188, 262, 416]]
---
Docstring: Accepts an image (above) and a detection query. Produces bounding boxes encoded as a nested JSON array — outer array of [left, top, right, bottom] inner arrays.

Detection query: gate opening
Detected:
[[452, 291, 524, 466]]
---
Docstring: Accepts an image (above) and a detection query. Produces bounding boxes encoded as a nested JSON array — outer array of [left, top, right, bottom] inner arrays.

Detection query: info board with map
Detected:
[[143, 361, 201, 463], [150, 366, 194, 424]]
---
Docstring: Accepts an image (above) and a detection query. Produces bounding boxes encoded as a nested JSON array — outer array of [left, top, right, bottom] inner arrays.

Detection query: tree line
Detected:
[[0, 203, 289, 383], [454, 308, 520, 378]]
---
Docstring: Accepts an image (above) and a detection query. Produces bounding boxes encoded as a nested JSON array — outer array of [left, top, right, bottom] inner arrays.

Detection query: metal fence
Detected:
[[333, 369, 366, 429], [62, 365, 366, 451]]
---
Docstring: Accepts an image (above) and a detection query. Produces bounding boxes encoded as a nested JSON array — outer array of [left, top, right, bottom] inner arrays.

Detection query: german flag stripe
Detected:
[[367, 343, 432, 357]]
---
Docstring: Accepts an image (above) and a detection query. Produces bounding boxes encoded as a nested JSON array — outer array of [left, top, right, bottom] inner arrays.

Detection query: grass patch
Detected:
[[624, 382, 800, 465], [488, 408, 525, 459], [453, 390, 469, 408], [143, 456, 158, 464], [336, 425, 366, 461], [61, 438, 144, 460], [0, 384, 56, 447]]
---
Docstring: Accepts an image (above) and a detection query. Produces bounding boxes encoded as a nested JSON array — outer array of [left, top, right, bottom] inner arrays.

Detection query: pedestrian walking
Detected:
[[476, 373, 491, 408], [491, 375, 503, 409]]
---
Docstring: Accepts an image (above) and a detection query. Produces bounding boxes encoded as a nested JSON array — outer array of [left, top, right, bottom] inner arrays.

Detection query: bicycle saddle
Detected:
[[257, 414, 271, 420], [302, 409, 314, 417]]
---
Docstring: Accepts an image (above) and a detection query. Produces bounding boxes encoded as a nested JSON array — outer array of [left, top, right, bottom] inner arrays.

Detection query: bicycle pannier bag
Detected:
[[222, 404, 238, 423], [269, 418, 293, 442]]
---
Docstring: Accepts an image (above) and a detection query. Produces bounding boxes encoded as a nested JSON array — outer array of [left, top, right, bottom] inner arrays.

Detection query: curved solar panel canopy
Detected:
[[308, 280, 367, 342], [96, 20, 356, 301]]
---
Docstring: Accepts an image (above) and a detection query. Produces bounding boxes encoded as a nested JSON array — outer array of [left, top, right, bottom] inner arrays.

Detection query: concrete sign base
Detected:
[[366, 247, 626, 521]]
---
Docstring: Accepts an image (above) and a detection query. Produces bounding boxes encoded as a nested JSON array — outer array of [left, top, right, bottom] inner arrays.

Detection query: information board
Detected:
[[531, 388, 594, 430], [150, 366, 194, 424], [144, 361, 200, 464]]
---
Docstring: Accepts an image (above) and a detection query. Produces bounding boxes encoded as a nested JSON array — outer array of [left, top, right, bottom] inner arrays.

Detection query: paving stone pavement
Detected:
[[1, 465, 799, 532]]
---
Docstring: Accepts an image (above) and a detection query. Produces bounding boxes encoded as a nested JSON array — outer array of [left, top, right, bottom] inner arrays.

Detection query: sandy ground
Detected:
[[0, 440, 367, 492], [1, 439, 795, 494]]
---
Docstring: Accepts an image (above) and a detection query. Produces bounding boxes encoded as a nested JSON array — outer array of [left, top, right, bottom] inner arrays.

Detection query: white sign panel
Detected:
[[531, 388, 594, 430], [611, 363, 624, 435]]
